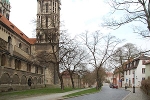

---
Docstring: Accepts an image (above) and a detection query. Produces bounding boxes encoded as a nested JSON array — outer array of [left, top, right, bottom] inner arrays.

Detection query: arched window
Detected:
[[6, 13, 9, 20], [18, 43, 22, 48], [1, 54, 6, 66], [8, 36, 11, 43], [3, 9, 5, 14]]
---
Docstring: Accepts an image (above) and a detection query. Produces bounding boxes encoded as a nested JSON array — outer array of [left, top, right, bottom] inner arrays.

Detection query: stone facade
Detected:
[[62, 70, 83, 88], [0, 0, 60, 92]]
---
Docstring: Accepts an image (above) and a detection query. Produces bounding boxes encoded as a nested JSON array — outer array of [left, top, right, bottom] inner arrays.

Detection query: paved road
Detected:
[[65, 85, 130, 100]]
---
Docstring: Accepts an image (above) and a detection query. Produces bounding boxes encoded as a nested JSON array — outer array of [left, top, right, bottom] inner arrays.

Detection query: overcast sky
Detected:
[[9, 0, 149, 50]]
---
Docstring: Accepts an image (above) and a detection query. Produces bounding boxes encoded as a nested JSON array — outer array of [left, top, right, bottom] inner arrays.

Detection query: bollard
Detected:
[[133, 86, 135, 93]]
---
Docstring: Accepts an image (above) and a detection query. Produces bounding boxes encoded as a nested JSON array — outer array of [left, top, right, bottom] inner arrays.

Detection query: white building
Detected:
[[124, 56, 150, 87]]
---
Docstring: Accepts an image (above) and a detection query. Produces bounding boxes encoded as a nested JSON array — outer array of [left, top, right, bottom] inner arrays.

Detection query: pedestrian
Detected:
[[125, 83, 127, 90]]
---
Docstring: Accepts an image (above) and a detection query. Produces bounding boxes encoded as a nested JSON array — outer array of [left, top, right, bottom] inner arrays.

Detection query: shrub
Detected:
[[141, 79, 150, 95]]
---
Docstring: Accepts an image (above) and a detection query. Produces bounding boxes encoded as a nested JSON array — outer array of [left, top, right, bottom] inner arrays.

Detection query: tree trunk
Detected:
[[56, 63, 64, 90], [70, 73, 75, 89], [59, 75, 64, 90], [96, 69, 101, 90]]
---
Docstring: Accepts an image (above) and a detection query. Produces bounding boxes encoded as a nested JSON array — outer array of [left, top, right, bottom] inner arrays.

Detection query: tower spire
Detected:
[[0, 0, 10, 20]]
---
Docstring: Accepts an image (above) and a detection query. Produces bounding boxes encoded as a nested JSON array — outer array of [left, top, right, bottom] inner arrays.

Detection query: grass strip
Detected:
[[0, 87, 80, 100], [64, 88, 100, 98]]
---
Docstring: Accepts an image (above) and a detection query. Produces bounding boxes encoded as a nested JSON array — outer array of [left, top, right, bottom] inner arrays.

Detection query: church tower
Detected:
[[0, 0, 10, 20], [36, 0, 61, 43], [35, 0, 61, 85]]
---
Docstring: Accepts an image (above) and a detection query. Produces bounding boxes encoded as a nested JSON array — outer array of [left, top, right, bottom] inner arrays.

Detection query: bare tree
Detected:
[[108, 43, 141, 74], [103, 0, 150, 37], [80, 31, 122, 89], [61, 43, 88, 89]]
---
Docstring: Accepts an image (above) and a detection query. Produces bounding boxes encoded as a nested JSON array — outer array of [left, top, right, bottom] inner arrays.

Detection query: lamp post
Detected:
[[133, 70, 135, 93]]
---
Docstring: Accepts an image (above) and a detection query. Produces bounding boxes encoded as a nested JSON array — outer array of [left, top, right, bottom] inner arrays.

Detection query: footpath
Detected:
[[122, 88, 150, 100], [16, 88, 90, 100]]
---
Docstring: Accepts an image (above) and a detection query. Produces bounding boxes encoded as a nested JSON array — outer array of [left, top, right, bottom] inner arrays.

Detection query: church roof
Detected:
[[0, 14, 36, 44]]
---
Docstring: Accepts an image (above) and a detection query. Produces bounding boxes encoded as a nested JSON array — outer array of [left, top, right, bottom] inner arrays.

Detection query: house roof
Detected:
[[0, 14, 36, 44], [123, 55, 150, 70]]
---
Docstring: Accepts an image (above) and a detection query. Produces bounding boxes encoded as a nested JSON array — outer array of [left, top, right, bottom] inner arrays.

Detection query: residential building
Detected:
[[143, 60, 150, 79], [105, 72, 113, 83], [124, 55, 150, 87], [113, 67, 124, 88], [0, 0, 61, 92]]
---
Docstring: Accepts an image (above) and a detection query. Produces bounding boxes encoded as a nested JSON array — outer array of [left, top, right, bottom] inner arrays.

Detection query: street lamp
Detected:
[[133, 70, 135, 93]]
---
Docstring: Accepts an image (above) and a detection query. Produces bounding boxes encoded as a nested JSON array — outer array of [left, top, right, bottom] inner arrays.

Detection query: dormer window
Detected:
[[10, 25, 14, 28], [20, 33, 23, 36]]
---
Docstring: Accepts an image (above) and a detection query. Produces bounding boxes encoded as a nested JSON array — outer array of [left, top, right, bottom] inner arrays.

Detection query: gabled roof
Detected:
[[0, 14, 36, 44]]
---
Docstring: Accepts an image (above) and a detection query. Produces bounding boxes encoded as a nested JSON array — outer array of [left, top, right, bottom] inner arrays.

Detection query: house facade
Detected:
[[124, 56, 150, 87], [143, 60, 150, 79], [0, 0, 61, 92], [105, 72, 113, 83], [113, 68, 124, 88]]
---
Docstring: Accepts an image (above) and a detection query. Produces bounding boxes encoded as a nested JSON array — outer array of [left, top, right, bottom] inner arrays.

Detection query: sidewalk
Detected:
[[122, 88, 150, 100], [16, 88, 90, 100]]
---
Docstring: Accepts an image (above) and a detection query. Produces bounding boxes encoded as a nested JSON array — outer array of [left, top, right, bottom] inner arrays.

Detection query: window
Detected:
[[142, 68, 145, 74], [132, 62, 134, 67], [27, 63, 31, 72], [142, 77, 145, 80], [41, 67, 43, 74], [18, 43, 22, 48], [26, 48, 28, 53], [0, 8, 2, 14], [41, 16, 43, 28], [18, 60, 21, 69], [35, 67, 38, 74], [6, 13, 9, 20], [133, 70, 135, 74], [15, 59, 21, 70], [46, 3, 48, 13], [46, 16, 48, 27], [1, 54, 6, 66], [8, 36, 12, 43]]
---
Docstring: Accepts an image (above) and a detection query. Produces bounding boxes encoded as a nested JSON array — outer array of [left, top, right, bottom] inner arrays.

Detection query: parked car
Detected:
[[113, 84, 118, 89]]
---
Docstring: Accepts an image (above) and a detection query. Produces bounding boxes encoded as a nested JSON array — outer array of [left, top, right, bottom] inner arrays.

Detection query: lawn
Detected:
[[64, 88, 100, 98], [0, 87, 79, 100]]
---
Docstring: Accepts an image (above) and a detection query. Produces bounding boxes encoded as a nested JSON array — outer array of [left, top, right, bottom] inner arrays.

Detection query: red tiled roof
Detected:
[[0, 14, 36, 44]]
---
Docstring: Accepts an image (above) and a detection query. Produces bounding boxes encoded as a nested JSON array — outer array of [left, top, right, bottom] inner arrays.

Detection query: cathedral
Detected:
[[0, 0, 60, 92]]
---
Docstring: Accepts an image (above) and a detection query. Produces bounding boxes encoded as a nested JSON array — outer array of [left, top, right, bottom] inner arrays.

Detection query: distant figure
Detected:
[[28, 78, 32, 87], [125, 83, 128, 89]]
